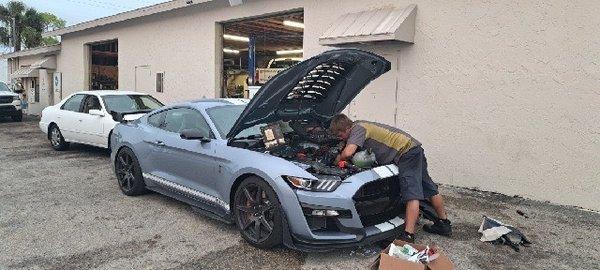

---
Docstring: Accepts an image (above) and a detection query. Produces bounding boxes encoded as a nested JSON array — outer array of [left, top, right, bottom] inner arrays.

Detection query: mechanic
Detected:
[[329, 113, 452, 243]]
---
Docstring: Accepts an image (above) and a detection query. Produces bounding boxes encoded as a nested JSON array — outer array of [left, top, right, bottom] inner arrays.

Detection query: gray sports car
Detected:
[[110, 49, 436, 251]]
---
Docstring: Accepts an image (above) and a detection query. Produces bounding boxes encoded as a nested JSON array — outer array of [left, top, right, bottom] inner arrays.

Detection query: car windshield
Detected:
[[102, 95, 163, 113], [0, 82, 11, 92], [206, 105, 263, 139]]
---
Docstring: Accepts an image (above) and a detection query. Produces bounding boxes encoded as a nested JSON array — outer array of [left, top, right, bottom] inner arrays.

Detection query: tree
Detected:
[[0, 1, 65, 51], [40, 12, 65, 46]]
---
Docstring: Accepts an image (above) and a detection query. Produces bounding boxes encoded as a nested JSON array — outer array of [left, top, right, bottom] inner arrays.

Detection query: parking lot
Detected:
[[1, 117, 599, 270]]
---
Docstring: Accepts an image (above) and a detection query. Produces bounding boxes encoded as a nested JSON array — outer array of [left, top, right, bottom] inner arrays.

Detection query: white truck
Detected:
[[0, 82, 23, 122], [255, 57, 302, 85]]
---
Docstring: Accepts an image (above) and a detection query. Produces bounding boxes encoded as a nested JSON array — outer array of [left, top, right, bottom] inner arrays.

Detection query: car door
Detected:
[[79, 94, 106, 146], [56, 94, 86, 142], [150, 107, 221, 203]]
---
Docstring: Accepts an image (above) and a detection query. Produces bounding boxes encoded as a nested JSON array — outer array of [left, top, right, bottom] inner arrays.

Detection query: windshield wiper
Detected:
[[231, 134, 261, 141]]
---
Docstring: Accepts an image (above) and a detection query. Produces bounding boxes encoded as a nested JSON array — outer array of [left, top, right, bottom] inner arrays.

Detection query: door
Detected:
[[135, 65, 152, 92], [57, 94, 86, 141], [79, 94, 106, 146], [149, 107, 220, 203]]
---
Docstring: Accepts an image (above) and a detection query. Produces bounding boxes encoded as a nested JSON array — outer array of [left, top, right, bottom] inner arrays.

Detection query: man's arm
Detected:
[[335, 144, 358, 164]]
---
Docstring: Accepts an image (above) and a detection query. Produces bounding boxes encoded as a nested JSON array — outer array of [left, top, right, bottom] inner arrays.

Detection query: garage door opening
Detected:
[[89, 40, 118, 90], [221, 11, 303, 98]]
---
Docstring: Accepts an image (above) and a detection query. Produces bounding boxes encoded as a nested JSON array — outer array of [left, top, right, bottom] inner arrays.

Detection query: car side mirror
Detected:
[[180, 129, 211, 143], [89, 109, 104, 116]]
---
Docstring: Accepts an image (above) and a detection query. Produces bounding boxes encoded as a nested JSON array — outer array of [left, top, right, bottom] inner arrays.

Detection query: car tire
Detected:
[[114, 147, 148, 196], [11, 112, 22, 122], [49, 124, 69, 151], [233, 176, 284, 249]]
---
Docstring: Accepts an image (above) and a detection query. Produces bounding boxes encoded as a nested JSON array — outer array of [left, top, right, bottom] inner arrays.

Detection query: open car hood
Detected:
[[226, 49, 391, 139]]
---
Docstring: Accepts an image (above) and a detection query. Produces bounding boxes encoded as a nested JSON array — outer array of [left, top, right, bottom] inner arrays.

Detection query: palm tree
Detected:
[[0, 1, 65, 52]]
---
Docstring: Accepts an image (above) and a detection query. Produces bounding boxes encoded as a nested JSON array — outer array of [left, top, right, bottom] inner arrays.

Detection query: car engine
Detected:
[[236, 120, 365, 179]]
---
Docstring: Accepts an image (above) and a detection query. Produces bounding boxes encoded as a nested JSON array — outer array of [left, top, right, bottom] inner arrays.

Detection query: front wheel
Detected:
[[114, 147, 147, 196], [11, 112, 22, 122], [233, 177, 284, 248], [49, 125, 69, 151]]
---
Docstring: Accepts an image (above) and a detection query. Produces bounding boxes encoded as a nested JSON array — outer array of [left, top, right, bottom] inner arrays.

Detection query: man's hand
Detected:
[[335, 144, 358, 164]]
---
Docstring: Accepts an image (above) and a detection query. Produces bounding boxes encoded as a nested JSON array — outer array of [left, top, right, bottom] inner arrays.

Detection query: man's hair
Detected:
[[329, 114, 354, 133]]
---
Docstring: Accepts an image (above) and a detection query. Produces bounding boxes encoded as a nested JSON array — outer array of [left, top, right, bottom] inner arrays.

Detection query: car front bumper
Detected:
[[0, 104, 22, 116], [280, 165, 406, 251]]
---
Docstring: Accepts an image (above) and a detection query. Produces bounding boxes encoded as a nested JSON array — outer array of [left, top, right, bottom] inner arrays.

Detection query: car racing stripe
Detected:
[[372, 166, 394, 178], [374, 221, 395, 232]]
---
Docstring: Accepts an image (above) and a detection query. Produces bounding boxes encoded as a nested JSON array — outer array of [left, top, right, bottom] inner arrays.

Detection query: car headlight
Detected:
[[13, 96, 20, 101], [284, 176, 342, 192]]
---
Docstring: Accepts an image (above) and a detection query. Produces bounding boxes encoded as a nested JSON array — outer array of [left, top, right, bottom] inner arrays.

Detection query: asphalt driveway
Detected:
[[1, 116, 598, 270]]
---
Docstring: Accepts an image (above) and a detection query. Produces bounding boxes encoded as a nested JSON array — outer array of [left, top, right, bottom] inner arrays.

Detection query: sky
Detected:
[[0, 0, 169, 81], [0, 0, 169, 26]]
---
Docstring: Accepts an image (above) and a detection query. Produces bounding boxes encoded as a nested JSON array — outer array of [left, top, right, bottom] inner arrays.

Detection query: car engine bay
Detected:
[[231, 120, 366, 179]]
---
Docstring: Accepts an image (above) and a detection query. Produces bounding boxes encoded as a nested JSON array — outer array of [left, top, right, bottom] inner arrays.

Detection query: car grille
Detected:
[[0, 96, 13, 104], [353, 176, 403, 227]]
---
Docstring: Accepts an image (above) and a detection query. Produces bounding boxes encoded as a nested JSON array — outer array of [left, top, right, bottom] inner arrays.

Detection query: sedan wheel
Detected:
[[234, 177, 283, 248], [49, 125, 69, 151], [115, 147, 147, 196]]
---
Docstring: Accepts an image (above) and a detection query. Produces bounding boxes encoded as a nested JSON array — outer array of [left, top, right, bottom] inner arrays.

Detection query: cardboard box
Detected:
[[374, 240, 454, 270]]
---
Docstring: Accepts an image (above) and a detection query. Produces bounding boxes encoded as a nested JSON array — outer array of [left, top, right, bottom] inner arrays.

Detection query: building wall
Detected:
[[8, 55, 55, 115], [57, 0, 303, 104], [55, 0, 600, 210], [304, 0, 600, 210]]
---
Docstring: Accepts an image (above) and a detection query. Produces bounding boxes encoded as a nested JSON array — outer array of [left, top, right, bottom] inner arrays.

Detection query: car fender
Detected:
[[222, 148, 317, 235]]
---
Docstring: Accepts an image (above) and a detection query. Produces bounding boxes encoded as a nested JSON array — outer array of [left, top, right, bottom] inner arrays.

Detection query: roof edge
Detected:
[[1, 44, 61, 59], [42, 0, 214, 38]]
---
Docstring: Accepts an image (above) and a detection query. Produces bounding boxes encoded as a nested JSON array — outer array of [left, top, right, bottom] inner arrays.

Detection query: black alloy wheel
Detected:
[[234, 177, 283, 248], [115, 147, 147, 196]]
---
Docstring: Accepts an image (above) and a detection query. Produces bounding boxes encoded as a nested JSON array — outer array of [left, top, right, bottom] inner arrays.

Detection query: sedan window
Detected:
[[102, 95, 163, 114], [147, 111, 165, 128], [162, 108, 212, 138], [82, 95, 102, 113], [61, 94, 85, 112]]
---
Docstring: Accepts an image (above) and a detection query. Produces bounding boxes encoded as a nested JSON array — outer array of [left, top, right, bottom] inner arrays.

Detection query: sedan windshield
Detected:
[[102, 95, 163, 113], [0, 82, 11, 92], [206, 105, 262, 139]]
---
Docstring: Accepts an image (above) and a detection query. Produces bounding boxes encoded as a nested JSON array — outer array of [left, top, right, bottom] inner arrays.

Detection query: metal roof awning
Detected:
[[11, 66, 38, 78], [319, 4, 417, 46], [10, 57, 57, 78]]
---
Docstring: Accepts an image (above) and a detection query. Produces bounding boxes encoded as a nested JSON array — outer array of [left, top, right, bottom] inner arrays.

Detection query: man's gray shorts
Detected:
[[394, 146, 439, 202]]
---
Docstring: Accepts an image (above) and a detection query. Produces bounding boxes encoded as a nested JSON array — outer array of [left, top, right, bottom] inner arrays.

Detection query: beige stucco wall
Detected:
[[57, 0, 303, 104], [55, 0, 600, 210]]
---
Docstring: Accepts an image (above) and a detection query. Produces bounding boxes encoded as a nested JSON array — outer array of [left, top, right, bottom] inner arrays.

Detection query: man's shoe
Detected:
[[423, 219, 452, 236], [397, 231, 415, 243]]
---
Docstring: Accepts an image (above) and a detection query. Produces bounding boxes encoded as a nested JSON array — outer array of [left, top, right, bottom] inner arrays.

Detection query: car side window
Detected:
[[147, 111, 165, 128], [162, 108, 212, 138], [82, 95, 102, 114], [61, 94, 85, 112]]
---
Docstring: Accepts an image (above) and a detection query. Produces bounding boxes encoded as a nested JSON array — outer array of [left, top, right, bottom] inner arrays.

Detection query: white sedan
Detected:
[[39, 90, 163, 151]]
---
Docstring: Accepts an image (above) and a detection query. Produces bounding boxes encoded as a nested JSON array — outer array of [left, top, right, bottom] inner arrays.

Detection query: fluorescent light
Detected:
[[223, 48, 240, 54], [283, 20, 304, 29], [276, 49, 303, 55], [223, 34, 249, 42]]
